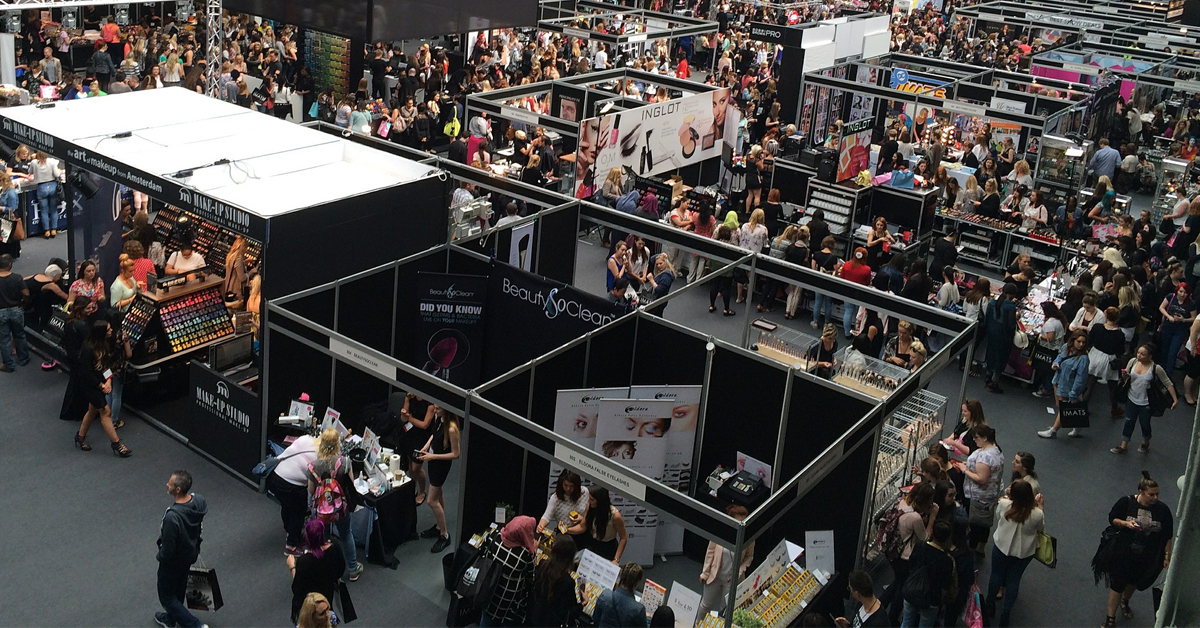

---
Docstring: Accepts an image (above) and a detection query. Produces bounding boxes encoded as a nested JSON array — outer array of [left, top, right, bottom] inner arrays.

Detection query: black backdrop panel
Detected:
[[461, 424, 529, 539], [630, 318, 707, 385], [484, 369, 532, 419], [337, 272, 395, 357], [584, 317, 637, 389], [393, 252, 449, 368], [529, 343, 588, 431], [447, 248, 492, 277], [780, 375, 876, 480], [267, 177, 446, 299], [224, 0, 369, 38], [698, 348, 785, 484], [371, 0, 538, 41], [536, 205, 579, 286], [333, 361, 393, 431], [266, 330, 333, 444]]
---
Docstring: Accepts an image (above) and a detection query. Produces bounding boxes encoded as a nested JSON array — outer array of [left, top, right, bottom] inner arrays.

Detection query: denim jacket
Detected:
[[1052, 350, 1089, 400]]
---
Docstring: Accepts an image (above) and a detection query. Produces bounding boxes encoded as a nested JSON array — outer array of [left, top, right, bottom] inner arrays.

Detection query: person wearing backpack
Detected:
[[901, 520, 956, 628], [983, 283, 1020, 394], [881, 482, 939, 623], [985, 480, 1045, 627], [306, 428, 362, 582]]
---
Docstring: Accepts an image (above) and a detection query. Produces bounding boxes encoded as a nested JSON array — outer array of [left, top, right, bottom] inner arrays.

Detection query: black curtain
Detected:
[[630, 317, 707, 385], [528, 343, 588, 431], [780, 375, 876, 480], [584, 316, 637, 389], [536, 205, 579, 286]]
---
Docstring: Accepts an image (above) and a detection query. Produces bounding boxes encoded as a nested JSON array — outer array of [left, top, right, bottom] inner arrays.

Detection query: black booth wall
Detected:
[[535, 205, 579, 286], [266, 175, 446, 299], [780, 380, 876, 481]]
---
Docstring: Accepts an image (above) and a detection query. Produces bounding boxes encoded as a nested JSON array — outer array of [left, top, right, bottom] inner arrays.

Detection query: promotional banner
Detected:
[[71, 172, 124, 291], [629, 385, 700, 555], [414, 272, 487, 388], [836, 117, 873, 182], [484, 263, 624, 380], [574, 88, 732, 188], [189, 362, 263, 482], [595, 398, 673, 566], [889, 68, 949, 98], [549, 386, 631, 496]]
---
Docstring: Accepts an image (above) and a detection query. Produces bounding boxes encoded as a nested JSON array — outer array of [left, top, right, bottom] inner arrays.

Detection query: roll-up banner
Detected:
[[549, 386, 631, 496], [628, 385, 701, 555], [574, 88, 732, 193], [595, 398, 672, 566], [414, 272, 487, 388]]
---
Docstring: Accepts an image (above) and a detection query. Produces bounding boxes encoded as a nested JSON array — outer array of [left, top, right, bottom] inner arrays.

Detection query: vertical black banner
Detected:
[[415, 272, 488, 388], [189, 362, 263, 483]]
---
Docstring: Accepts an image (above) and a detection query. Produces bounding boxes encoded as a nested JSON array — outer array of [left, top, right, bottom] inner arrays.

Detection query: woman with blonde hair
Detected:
[[758, 224, 799, 312], [161, 52, 184, 86], [601, 167, 623, 208], [784, 225, 812, 319], [305, 427, 363, 580], [736, 209, 769, 303], [296, 592, 337, 628], [225, 235, 248, 307]]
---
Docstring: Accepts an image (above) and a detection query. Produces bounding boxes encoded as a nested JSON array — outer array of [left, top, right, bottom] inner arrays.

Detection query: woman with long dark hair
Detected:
[[538, 469, 589, 541], [985, 480, 1044, 626], [1157, 282, 1195, 376], [585, 486, 627, 563], [417, 408, 461, 553], [529, 535, 583, 627], [1039, 330, 1091, 439], [402, 393, 436, 506], [1111, 343, 1177, 454], [74, 320, 130, 456], [963, 425, 1003, 554]]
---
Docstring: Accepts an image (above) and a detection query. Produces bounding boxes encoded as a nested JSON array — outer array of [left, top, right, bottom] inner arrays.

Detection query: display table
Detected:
[[363, 479, 417, 568], [869, 148, 976, 185]]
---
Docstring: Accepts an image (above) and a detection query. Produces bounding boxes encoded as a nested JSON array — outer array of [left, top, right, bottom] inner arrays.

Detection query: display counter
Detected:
[[933, 207, 1087, 275], [869, 148, 976, 186]]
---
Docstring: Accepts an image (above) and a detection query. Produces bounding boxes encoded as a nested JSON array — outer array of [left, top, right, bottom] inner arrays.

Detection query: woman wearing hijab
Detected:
[[481, 516, 537, 627]]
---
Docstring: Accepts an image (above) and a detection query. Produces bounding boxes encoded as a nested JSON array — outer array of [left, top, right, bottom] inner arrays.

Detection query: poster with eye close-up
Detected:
[[628, 385, 701, 555], [548, 387, 631, 496], [595, 398, 674, 565], [574, 88, 732, 195]]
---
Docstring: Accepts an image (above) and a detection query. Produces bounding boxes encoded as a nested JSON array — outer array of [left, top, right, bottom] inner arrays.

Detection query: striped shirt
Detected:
[[484, 543, 534, 625]]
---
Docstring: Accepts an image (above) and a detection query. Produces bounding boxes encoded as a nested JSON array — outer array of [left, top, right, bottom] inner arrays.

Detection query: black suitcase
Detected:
[[817, 156, 837, 183]]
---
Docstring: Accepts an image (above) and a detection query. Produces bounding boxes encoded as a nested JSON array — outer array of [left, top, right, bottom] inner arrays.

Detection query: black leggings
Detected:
[[710, 275, 733, 310]]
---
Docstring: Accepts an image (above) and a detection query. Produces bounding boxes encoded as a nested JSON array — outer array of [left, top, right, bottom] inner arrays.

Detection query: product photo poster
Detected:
[[594, 398, 672, 565], [413, 272, 487, 388]]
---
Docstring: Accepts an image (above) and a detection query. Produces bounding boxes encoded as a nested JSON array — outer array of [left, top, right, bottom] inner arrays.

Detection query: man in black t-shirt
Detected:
[[930, 228, 959, 277], [0, 254, 30, 372], [878, 130, 899, 174], [836, 570, 890, 628], [368, 49, 390, 100]]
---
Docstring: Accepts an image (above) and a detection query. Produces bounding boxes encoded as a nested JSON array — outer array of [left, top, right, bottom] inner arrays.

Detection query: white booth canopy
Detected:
[[0, 88, 437, 217]]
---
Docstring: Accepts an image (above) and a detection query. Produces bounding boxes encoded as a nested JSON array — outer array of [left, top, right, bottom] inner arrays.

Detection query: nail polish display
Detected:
[[159, 286, 235, 353]]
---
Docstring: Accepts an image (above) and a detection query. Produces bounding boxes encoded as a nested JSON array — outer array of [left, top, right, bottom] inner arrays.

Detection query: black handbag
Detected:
[[1149, 370, 1172, 417], [1091, 496, 1139, 585], [1032, 344, 1059, 369], [1059, 399, 1091, 428]]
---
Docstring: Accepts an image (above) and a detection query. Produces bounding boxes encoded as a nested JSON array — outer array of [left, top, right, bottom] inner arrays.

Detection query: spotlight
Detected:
[[69, 171, 99, 199]]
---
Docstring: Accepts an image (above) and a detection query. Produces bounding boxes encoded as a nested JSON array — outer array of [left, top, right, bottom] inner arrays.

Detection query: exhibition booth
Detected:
[[0, 88, 447, 485], [263, 206, 977, 625]]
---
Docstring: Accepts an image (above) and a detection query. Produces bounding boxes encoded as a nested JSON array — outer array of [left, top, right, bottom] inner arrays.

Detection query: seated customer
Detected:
[[165, 239, 206, 277]]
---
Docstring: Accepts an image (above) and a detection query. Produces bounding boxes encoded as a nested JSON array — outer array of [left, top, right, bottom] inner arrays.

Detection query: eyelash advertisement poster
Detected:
[[628, 385, 701, 556], [595, 398, 673, 566], [574, 88, 732, 188], [547, 387, 630, 498]]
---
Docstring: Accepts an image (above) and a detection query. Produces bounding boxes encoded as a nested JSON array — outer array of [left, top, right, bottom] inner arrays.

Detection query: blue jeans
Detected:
[[986, 545, 1034, 627], [106, 373, 124, 424], [332, 514, 359, 570], [1160, 323, 1188, 376], [0, 306, 30, 369], [812, 292, 833, 326], [157, 562, 202, 628], [1122, 402, 1153, 440], [842, 302, 859, 336], [901, 600, 939, 627], [36, 181, 59, 232]]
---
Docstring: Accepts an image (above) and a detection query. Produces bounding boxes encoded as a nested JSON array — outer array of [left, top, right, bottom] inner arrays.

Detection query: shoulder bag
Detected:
[[1091, 496, 1139, 585], [1149, 365, 1172, 417], [1058, 398, 1091, 428], [1035, 531, 1057, 568], [251, 449, 305, 480]]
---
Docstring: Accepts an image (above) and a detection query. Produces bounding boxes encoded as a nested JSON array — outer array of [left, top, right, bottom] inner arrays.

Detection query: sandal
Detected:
[[415, 492, 426, 506], [1121, 600, 1133, 620], [1102, 616, 1116, 628], [112, 419, 126, 430], [709, 306, 716, 313], [723, 309, 736, 317]]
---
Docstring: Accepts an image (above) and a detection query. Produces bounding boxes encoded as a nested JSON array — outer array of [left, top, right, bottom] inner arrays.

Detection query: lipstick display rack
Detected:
[[153, 206, 262, 278], [124, 276, 235, 363]]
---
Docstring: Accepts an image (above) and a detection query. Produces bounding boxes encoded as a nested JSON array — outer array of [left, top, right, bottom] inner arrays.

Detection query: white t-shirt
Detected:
[[593, 50, 608, 69], [167, 250, 207, 273], [274, 435, 318, 485]]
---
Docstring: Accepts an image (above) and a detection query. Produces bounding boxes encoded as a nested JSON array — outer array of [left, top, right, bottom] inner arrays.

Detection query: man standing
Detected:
[[368, 48, 390, 100], [1089, 137, 1121, 183], [221, 70, 240, 104], [39, 47, 62, 87], [0, 254, 30, 372], [155, 470, 208, 628], [107, 72, 132, 94]]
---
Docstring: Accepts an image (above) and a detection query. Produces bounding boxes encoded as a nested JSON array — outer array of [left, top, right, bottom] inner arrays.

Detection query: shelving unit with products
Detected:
[[1034, 135, 1091, 193], [830, 348, 910, 399], [750, 321, 819, 370], [304, 29, 352, 97], [1151, 157, 1194, 224], [123, 276, 236, 365], [805, 180, 869, 258], [151, 206, 263, 278]]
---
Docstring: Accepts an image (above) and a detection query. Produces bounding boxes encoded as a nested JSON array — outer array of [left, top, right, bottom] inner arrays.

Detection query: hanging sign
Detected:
[[414, 272, 487, 388]]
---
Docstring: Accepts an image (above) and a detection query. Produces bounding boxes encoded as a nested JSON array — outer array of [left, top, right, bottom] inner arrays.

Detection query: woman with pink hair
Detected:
[[481, 516, 538, 626], [287, 520, 346, 624]]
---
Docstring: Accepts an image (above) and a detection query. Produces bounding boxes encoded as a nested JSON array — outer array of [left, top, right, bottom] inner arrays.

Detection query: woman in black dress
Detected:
[[402, 393, 436, 505], [73, 320, 131, 457], [806, 323, 839, 379], [417, 408, 460, 553]]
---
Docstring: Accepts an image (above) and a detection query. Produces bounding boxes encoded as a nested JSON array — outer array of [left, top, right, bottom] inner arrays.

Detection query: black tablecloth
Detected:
[[364, 480, 416, 568]]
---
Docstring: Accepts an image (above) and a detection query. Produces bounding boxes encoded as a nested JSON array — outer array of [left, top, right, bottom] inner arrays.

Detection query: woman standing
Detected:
[[708, 226, 738, 316], [584, 486, 628, 563], [417, 408, 461, 553], [884, 320, 918, 370], [481, 516, 537, 627], [688, 203, 717, 285], [1071, 292, 1107, 332], [983, 283, 1019, 394], [1038, 330, 1092, 438], [305, 428, 362, 581], [69, 260, 106, 305], [1098, 472, 1173, 628], [736, 208, 769, 303], [865, 217, 896, 271], [839, 247, 874, 334], [109, 255, 139, 312], [744, 148, 765, 212], [73, 320, 131, 457], [985, 480, 1045, 627], [1022, 190, 1049, 229], [963, 425, 1004, 554], [757, 224, 798, 312], [1157, 282, 1195, 376], [32, 151, 60, 238], [601, 167, 622, 208], [645, 254, 676, 302], [782, 226, 811, 320], [973, 179, 1001, 219], [1112, 344, 1177, 454], [528, 535, 583, 628], [224, 235, 248, 306], [1089, 307, 1129, 418], [1033, 302, 1069, 398], [538, 469, 590, 543], [696, 505, 755, 620], [883, 482, 940, 623], [1010, 452, 1041, 497], [810, 236, 841, 330], [0, 173, 22, 259], [806, 324, 839, 379], [1118, 286, 1141, 350], [961, 278, 992, 375], [287, 520, 345, 624], [606, 240, 630, 293], [594, 563, 648, 627], [402, 393, 436, 505]]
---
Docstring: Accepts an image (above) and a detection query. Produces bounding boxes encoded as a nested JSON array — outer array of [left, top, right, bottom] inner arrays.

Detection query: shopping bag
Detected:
[[0, 216, 12, 243], [962, 590, 984, 628], [1059, 399, 1091, 428], [1035, 532, 1058, 568], [335, 579, 357, 623], [308, 102, 319, 118], [185, 558, 223, 611]]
